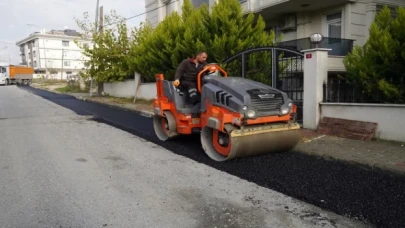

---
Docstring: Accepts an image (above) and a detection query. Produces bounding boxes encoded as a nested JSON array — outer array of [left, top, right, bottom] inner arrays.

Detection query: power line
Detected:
[[0, 41, 15, 45], [2, 1, 182, 45], [104, 0, 180, 27]]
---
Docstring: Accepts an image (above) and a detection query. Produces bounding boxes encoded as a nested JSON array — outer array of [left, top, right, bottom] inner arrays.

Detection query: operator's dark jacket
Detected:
[[174, 58, 207, 82]]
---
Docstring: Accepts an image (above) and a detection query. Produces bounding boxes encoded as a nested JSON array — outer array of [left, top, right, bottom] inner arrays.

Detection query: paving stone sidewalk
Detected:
[[298, 130, 405, 175], [31, 85, 405, 177]]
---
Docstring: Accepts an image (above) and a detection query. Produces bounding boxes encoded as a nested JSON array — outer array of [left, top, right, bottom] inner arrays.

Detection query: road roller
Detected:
[[152, 63, 301, 162]]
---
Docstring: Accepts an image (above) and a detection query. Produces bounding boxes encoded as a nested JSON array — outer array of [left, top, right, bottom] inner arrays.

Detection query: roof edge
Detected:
[[15, 33, 92, 46]]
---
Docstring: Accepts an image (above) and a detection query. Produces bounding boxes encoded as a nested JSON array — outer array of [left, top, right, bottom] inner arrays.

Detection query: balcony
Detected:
[[260, 0, 289, 8], [278, 37, 354, 56], [250, 0, 352, 19]]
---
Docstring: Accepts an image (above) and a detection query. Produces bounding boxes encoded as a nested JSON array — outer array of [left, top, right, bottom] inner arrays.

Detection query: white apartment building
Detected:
[[16, 29, 92, 79]]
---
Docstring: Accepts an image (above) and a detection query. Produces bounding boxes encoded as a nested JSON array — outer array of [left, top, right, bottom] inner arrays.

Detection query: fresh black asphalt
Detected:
[[20, 85, 405, 228]]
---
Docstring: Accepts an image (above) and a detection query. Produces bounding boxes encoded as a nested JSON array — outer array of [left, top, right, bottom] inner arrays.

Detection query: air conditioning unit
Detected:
[[277, 15, 297, 31], [162, 0, 170, 4]]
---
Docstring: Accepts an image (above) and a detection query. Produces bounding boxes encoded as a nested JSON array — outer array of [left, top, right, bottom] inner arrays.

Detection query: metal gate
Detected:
[[223, 47, 304, 124]]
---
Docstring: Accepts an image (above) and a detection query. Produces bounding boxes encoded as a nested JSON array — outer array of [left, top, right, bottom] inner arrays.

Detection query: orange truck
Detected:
[[0, 62, 34, 86]]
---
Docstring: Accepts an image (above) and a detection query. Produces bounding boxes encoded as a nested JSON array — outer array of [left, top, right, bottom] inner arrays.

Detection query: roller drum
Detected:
[[201, 123, 300, 162], [153, 111, 178, 141]]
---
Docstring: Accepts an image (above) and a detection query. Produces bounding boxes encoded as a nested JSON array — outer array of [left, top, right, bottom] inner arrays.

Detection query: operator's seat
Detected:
[[161, 80, 200, 115]]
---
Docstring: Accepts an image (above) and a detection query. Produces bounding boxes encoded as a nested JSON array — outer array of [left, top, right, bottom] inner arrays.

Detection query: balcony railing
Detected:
[[278, 37, 354, 56]]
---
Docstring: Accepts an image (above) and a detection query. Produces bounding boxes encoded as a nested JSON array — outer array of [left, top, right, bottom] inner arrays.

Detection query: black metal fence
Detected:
[[323, 77, 405, 104], [278, 37, 354, 56]]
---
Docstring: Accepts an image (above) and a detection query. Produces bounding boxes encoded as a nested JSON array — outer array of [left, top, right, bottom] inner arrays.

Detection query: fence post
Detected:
[[301, 48, 331, 130], [337, 79, 340, 103], [133, 72, 141, 103]]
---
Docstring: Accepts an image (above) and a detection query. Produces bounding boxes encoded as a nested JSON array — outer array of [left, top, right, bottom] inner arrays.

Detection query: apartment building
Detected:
[[15, 29, 92, 79]]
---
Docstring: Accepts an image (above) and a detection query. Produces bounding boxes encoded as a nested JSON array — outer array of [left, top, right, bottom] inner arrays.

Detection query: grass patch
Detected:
[[102, 96, 153, 105], [134, 98, 154, 105], [55, 85, 88, 93], [33, 78, 66, 85]]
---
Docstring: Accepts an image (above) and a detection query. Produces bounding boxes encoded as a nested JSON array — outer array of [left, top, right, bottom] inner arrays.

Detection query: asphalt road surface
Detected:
[[0, 86, 372, 228]]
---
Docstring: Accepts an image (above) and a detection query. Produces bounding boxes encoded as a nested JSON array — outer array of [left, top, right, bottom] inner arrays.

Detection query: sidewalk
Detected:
[[30, 83, 405, 176], [298, 130, 405, 175]]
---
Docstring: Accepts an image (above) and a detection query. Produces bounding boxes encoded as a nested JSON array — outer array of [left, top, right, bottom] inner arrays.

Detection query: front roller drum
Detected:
[[201, 123, 301, 162], [153, 111, 178, 141]]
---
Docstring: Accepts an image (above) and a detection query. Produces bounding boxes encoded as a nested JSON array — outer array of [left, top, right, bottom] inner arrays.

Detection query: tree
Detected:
[[74, 10, 133, 84], [129, 0, 208, 81], [343, 5, 405, 103], [131, 0, 280, 83]]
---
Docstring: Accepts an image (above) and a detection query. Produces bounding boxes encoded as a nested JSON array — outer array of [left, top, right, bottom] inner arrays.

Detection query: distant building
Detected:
[[15, 29, 92, 79]]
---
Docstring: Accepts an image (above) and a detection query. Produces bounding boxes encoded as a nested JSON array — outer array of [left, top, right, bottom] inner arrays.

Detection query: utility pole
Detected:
[[97, 5, 104, 95], [61, 48, 64, 80], [99, 6, 104, 33], [90, 0, 99, 97]]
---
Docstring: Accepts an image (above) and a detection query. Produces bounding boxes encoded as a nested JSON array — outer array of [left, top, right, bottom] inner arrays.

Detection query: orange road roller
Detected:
[[152, 63, 301, 162]]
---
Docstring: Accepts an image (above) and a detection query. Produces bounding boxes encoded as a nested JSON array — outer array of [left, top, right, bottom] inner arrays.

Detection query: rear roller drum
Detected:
[[153, 111, 178, 141], [201, 126, 233, 162]]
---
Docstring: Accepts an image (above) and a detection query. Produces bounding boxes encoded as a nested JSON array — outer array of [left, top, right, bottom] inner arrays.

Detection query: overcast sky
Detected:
[[0, 0, 145, 64]]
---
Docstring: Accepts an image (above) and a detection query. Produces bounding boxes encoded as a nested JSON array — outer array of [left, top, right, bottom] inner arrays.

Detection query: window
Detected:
[[62, 41, 69, 47], [63, 50, 68, 56], [33, 51, 36, 57], [326, 12, 342, 44], [34, 61, 37, 67], [64, 61, 71, 67], [1, 67, 6, 73]]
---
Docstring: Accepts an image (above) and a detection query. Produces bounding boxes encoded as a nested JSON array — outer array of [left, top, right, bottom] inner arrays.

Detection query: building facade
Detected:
[[242, 0, 403, 49], [15, 29, 92, 79], [145, 0, 404, 72], [145, 0, 212, 27]]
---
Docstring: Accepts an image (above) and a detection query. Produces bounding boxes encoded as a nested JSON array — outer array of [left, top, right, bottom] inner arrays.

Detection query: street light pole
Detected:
[[90, 0, 100, 97]]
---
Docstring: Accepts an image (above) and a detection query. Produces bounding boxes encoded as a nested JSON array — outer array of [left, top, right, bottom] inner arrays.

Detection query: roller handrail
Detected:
[[197, 64, 228, 93]]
